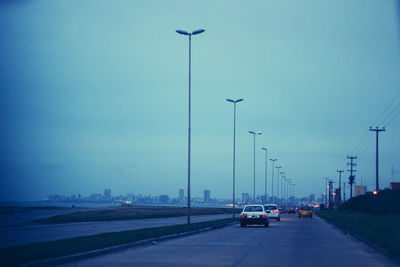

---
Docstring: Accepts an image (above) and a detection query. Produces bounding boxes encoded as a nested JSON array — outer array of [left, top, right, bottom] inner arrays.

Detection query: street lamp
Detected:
[[249, 130, 262, 203], [269, 159, 277, 203], [261, 147, 268, 204], [176, 28, 205, 224], [275, 166, 282, 204], [226, 98, 244, 218], [280, 171, 285, 205]]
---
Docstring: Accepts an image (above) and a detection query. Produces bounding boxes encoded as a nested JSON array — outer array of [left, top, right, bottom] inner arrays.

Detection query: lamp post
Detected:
[[275, 166, 282, 204], [249, 131, 262, 203], [226, 98, 244, 218], [280, 171, 285, 205], [269, 159, 277, 203], [176, 28, 205, 224], [261, 147, 268, 204]]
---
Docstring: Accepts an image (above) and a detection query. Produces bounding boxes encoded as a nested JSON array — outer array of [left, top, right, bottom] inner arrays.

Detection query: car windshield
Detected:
[[244, 206, 264, 212], [264, 205, 277, 210]]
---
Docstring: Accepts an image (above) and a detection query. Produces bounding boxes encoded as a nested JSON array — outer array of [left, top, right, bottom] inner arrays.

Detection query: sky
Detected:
[[0, 0, 400, 201]]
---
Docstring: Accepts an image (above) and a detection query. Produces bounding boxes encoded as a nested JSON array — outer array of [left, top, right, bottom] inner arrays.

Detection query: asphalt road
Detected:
[[0, 213, 236, 247], [61, 214, 399, 267]]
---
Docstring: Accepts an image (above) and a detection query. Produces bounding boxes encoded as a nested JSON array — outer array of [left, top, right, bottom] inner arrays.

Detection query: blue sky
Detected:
[[1, 0, 400, 201]]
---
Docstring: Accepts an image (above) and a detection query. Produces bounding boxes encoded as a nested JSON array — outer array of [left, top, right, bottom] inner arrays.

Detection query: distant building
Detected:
[[204, 189, 210, 203], [354, 185, 367, 196], [242, 193, 250, 203], [104, 188, 111, 199], [179, 187, 184, 203], [159, 195, 169, 204]]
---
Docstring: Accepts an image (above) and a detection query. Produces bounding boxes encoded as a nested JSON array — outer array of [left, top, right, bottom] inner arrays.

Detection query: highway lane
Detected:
[[61, 213, 399, 267], [0, 213, 237, 247]]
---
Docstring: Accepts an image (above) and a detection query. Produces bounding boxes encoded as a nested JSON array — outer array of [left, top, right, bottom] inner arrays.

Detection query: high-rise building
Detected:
[[104, 188, 111, 199], [204, 189, 210, 203], [242, 193, 250, 203], [179, 187, 184, 203]]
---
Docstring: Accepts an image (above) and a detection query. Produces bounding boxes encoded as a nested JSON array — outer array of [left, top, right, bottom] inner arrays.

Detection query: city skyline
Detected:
[[1, 1, 400, 201]]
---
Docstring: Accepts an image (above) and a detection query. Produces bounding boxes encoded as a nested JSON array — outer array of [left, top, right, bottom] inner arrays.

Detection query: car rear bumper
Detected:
[[240, 218, 268, 225], [267, 213, 280, 218]]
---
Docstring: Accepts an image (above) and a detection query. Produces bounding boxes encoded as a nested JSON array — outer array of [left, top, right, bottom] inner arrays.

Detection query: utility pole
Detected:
[[328, 180, 334, 208], [369, 127, 385, 192], [336, 170, 344, 205], [325, 177, 329, 205], [347, 155, 357, 199], [343, 182, 346, 202]]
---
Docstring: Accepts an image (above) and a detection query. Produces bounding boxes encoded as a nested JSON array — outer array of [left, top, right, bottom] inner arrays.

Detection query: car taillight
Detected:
[[262, 215, 266, 219], [241, 215, 245, 218], [288, 210, 290, 212], [310, 211, 313, 213], [274, 210, 279, 213]]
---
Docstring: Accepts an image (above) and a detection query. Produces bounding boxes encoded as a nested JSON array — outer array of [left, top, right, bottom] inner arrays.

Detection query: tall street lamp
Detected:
[[280, 171, 285, 204], [261, 147, 268, 204], [226, 98, 244, 218], [249, 131, 262, 203], [269, 159, 277, 203], [275, 166, 282, 204], [176, 28, 205, 224]]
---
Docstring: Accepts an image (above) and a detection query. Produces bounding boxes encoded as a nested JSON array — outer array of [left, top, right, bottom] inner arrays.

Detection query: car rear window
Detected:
[[264, 205, 277, 210], [244, 206, 264, 212], [300, 207, 311, 210]]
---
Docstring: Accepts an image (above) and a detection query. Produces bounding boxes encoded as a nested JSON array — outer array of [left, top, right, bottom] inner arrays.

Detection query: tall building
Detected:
[[204, 189, 210, 203], [242, 193, 250, 203], [104, 188, 111, 199], [179, 187, 184, 203]]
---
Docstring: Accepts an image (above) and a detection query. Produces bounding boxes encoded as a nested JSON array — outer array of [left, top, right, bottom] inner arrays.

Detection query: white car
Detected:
[[240, 205, 269, 227], [264, 204, 280, 221]]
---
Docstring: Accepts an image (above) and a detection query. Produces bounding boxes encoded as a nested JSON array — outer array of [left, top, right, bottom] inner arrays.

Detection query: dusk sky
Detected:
[[1, 0, 399, 201]]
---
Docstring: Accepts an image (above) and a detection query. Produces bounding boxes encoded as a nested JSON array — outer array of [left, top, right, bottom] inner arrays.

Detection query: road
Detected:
[[0, 213, 236, 247], [61, 214, 399, 267]]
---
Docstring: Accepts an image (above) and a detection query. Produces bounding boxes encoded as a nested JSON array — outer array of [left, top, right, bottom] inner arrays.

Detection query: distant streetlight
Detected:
[[280, 171, 285, 205], [176, 28, 205, 224], [226, 98, 244, 218], [261, 147, 268, 204], [269, 159, 277, 203], [275, 166, 282, 204], [249, 130, 262, 203]]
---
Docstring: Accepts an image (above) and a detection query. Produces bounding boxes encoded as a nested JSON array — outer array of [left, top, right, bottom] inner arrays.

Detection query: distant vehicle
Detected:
[[240, 205, 269, 227], [287, 207, 296, 214], [264, 204, 280, 221], [298, 206, 313, 218]]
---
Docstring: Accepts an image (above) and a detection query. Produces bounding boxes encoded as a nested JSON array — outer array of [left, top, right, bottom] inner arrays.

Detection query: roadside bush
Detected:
[[339, 190, 400, 214]]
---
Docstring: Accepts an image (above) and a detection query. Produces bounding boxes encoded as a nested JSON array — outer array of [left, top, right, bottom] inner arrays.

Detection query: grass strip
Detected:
[[0, 218, 236, 266], [35, 206, 240, 224], [316, 210, 400, 259]]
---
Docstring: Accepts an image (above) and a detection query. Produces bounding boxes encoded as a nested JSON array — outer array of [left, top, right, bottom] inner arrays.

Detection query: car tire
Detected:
[[265, 222, 269, 228], [241, 223, 246, 227], [277, 217, 280, 221]]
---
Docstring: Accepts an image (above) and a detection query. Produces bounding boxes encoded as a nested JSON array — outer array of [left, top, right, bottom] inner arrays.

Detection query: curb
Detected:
[[315, 213, 400, 266], [22, 220, 238, 267]]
